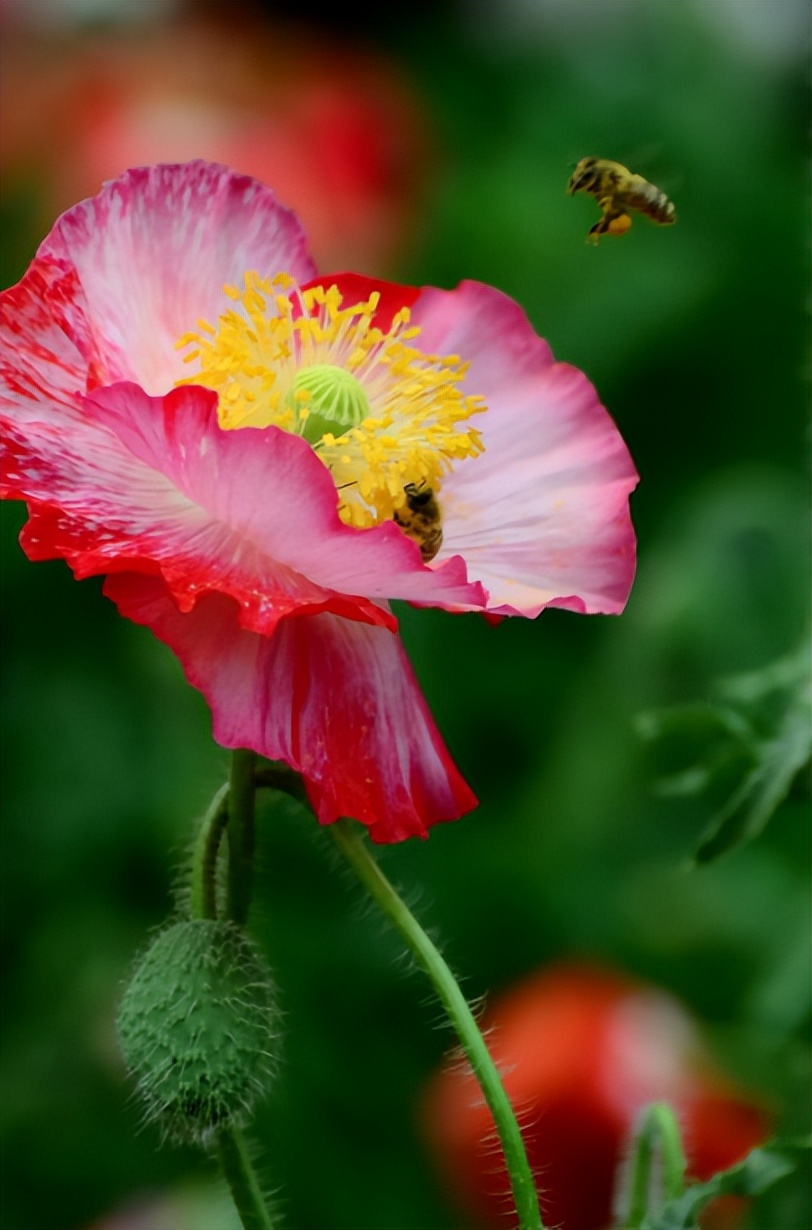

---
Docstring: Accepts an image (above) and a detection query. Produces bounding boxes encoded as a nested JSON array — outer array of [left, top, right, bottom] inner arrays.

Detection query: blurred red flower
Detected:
[[421, 963, 771, 1230], [0, 9, 430, 274]]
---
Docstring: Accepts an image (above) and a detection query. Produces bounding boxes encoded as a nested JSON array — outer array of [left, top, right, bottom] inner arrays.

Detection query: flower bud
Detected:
[[117, 919, 277, 1145]]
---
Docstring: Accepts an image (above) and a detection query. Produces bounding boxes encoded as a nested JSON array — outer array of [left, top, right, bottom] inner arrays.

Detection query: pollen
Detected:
[[176, 271, 486, 530]]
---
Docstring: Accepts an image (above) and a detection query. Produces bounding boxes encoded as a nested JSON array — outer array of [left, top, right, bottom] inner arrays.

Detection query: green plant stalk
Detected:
[[623, 1114, 655, 1228], [655, 1102, 688, 1202], [189, 752, 275, 1230], [189, 782, 230, 921], [622, 1101, 687, 1228], [226, 748, 258, 926], [217, 1127, 275, 1230], [329, 819, 544, 1230]]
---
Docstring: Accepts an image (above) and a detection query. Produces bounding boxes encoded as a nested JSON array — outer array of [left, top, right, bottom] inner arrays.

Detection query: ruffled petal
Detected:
[[104, 573, 477, 841], [86, 382, 488, 611], [0, 256, 99, 425], [2, 380, 487, 632], [32, 161, 318, 395], [411, 281, 639, 616]]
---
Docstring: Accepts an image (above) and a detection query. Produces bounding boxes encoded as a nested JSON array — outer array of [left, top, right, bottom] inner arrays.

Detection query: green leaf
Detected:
[[639, 1139, 808, 1230], [635, 701, 758, 755], [692, 681, 811, 864], [636, 638, 811, 865]]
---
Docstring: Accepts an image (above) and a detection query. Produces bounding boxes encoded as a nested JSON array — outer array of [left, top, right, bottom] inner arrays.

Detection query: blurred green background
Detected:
[[1, 1, 809, 1228]]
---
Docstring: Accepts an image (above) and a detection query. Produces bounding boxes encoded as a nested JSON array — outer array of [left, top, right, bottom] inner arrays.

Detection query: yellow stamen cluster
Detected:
[[176, 271, 485, 529]]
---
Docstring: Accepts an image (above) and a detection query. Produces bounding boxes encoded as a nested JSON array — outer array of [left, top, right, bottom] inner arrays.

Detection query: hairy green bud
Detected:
[[117, 919, 277, 1145]]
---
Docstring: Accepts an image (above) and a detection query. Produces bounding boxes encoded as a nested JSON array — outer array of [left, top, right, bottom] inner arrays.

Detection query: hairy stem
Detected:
[[189, 782, 230, 921], [203, 753, 275, 1230], [621, 1101, 687, 1228], [328, 819, 544, 1230], [226, 749, 258, 926], [217, 1127, 274, 1230]]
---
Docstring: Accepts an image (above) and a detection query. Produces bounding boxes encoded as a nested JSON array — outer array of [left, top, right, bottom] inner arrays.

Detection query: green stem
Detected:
[[254, 760, 310, 805], [622, 1101, 687, 1228], [226, 749, 258, 926], [328, 819, 544, 1230], [189, 782, 230, 921], [210, 755, 275, 1230], [217, 1127, 274, 1230], [624, 1113, 655, 1229], [655, 1102, 688, 1203]]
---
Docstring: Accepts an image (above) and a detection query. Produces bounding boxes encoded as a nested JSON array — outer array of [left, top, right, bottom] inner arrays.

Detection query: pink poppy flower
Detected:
[[0, 161, 638, 842]]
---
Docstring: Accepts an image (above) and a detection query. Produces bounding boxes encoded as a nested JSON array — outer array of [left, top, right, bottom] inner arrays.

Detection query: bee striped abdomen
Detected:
[[626, 179, 676, 225]]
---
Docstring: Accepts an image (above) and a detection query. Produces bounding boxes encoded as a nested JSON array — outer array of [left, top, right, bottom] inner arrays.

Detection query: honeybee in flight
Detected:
[[394, 481, 443, 562], [567, 157, 676, 244]]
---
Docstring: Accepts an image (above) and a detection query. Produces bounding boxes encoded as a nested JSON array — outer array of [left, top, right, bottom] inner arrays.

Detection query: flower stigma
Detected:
[[284, 364, 370, 444], [175, 272, 486, 532]]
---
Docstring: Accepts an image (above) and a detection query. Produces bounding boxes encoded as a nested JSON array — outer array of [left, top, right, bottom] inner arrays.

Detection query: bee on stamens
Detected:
[[566, 157, 676, 244], [393, 481, 443, 563]]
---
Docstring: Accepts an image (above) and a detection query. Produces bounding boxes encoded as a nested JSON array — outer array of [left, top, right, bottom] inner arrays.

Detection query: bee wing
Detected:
[[622, 140, 666, 168], [616, 143, 683, 196]]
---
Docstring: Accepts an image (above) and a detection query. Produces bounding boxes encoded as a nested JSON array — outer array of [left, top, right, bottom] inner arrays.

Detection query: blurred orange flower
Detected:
[[421, 962, 771, 1230]]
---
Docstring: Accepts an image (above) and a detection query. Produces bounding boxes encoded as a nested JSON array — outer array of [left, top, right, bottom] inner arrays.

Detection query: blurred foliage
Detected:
[[614, 1098, 808, 1230], [637, 639, 810, 866], [639, 1139, 811, 1230], [0, 2, 809, 1229]]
